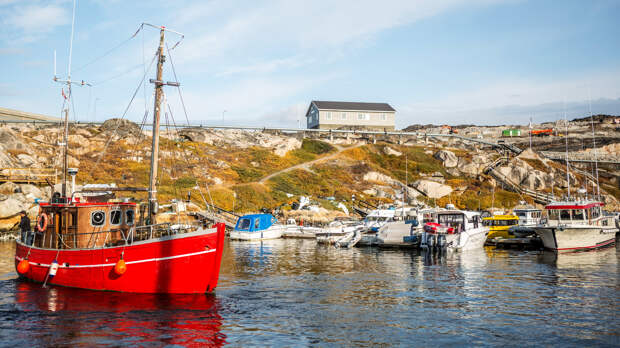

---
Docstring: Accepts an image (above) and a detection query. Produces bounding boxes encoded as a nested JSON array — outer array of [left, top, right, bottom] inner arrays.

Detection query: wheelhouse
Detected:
[[482, 215, 519, 227], [545, 201, 605, 226]]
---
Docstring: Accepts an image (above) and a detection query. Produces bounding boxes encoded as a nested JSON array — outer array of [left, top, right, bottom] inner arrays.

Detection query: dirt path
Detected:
[[258, 143, 364, 184]]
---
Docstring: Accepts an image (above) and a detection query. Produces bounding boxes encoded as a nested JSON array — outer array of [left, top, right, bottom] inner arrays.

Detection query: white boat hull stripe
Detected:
[[16, 249, 216, 268]]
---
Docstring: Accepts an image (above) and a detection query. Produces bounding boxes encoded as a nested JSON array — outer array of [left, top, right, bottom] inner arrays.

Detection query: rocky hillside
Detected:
[[0, 119, 618, 231]]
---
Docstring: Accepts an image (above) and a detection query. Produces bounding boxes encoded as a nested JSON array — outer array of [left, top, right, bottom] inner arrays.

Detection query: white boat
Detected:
[[532, 200, 617, 252], [376, 208, 437, 247], [316, 220, 363, 245], [421, 210, 488, 251], [229, 214, 284, 240], [509, 205, 543, 238]]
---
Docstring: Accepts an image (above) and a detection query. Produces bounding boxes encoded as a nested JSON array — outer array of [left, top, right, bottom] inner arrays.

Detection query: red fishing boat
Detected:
[[15, 23, 226, 293]]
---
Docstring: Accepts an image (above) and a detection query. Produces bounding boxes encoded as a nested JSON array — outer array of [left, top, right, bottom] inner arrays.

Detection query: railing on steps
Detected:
[[0, 167, 58, 185]]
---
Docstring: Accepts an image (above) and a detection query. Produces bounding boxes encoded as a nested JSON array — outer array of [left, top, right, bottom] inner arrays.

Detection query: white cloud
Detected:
[[4, 4, 68, 33], [1, 2, 69, 42]]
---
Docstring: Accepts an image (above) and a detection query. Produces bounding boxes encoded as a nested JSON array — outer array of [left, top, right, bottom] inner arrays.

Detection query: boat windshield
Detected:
[[514, 211, 527, 217], [560, 209, 571, 220], [238, 218, 251, 230], [573, 209, 585, 221], [438, 214, 465, 230]]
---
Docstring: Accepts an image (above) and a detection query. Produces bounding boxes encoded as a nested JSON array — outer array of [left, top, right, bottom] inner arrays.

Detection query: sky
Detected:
[[0, 0, 619, 129]]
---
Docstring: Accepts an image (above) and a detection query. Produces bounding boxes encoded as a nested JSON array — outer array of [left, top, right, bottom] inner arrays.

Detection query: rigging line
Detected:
[[141, 24, 148, 112], [91, 51, 158, 172], [165, 43, 191, 125], [164, 99, 214, 215], [91, 63, 145, 87], [73, 25, 143, 74]]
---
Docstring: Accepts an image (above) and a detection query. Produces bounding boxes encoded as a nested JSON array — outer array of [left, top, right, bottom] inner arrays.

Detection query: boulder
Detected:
[[0, 182, 20, 195], [413, 180, 453, 199], [434, 150, 458, 168], [0, 128, 26, 150], [383, 146, 402, 157], [17, 153, 36, 166], [363, 171, 396, 185], [0, 197, 29, 219], [272, 138, 302, 157], [100, 119, 141, 137]]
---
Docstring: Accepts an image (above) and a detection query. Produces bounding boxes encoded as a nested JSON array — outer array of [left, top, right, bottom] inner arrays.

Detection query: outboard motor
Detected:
[[437, 234, 447, 249]]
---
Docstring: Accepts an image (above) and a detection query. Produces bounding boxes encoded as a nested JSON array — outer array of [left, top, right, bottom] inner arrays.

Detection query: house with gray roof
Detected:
[[305, 101, 396, 131]]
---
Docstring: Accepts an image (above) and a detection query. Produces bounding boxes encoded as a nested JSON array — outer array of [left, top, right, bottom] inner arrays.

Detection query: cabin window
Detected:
[[125, 210, 135, 226], [559, 210, 571, 220], [238, 218, 251, 230], [515, 211, 526, 217], [110, 210, 122, 225], [572, 209, 585, 220], [549, 210, 559, 220], [591, 206, 600, 219], [91, 211, 106, 227], [254, 219, 260, 229]]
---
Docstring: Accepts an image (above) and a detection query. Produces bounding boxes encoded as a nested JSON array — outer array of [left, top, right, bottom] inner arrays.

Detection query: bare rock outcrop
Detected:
[[413, 179, 453, 199], [434, 150, 458, 168]]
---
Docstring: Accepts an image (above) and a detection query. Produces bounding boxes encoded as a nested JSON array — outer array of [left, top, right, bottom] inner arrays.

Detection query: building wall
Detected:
[[318, 110, 395, 128]]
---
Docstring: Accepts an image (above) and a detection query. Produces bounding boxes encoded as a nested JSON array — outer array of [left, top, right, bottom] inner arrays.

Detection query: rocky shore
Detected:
[[0, 117, 618, 232]]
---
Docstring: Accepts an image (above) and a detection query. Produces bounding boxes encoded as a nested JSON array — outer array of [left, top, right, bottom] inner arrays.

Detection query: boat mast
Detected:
[[61, 0, 77, 200], [148, 27, 166, 224], [564, 102, 571, 200]]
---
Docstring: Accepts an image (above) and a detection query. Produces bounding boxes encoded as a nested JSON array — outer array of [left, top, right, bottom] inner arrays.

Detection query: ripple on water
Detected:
[[0, 239, 618, 347]]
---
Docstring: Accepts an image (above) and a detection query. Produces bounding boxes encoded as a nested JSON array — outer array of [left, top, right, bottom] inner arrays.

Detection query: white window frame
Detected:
[[358, 113, 366, 120], [341, 113, 347, 120], [380, 113, 387, 121], [326, 112, 332, 120]]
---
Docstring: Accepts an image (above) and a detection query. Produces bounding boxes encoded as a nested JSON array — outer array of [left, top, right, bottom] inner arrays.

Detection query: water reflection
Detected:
[[4, 281, 226, 346], [0, 239, 618, 346]]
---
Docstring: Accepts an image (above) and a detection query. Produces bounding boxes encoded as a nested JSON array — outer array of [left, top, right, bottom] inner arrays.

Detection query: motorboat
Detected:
[[229, 214, 285, 240], [376, 208, 437, 248], [421, 210, 488, 251], [509, 206, 543, 238], [482, 214, 519, 240], [316, 220, 363, 245], [532, 200, 617, 252]]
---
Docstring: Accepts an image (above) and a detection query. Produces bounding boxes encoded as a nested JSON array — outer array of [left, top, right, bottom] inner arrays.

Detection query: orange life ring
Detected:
[[36, 213, 48, 232]]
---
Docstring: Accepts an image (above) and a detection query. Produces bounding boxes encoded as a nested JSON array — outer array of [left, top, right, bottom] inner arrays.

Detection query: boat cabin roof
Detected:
[[437, 210, 480, 219], [235, 214, 277, 232], [483, 214, 518, 221], [545, 201, 604, 210], [40, 201, 137, 208]]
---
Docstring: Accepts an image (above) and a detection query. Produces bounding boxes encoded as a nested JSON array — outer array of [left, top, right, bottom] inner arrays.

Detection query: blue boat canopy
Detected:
[[234, 214, 278, 232]]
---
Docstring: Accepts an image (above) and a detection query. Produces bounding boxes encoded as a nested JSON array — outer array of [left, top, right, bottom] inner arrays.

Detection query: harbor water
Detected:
[[0, 239, 618, 347]]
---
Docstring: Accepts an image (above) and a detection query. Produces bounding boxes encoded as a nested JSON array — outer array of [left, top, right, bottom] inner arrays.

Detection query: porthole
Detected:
[[91, 211, 106, 226]]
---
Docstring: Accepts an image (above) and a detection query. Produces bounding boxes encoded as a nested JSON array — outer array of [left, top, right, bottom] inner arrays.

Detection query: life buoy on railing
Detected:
[[36, 213, 48, 232]]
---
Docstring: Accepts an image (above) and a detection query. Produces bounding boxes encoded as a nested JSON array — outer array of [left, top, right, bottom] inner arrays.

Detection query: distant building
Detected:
[[305, 101, 396, 131], [0, 107, 60, 122]]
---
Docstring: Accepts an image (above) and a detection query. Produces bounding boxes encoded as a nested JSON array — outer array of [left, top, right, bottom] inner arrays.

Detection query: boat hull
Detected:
[[15, 224, 226, 294], [376, 222, 417, 247], [229, 226, 283, 240], [534, 225, 617, 252]]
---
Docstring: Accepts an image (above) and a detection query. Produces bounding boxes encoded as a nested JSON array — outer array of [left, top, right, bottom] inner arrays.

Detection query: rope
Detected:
[[91, 63, 145, 87], [73, 25, 143, 73], [166, 43, 191, 125], [91, 51, 158, 173]]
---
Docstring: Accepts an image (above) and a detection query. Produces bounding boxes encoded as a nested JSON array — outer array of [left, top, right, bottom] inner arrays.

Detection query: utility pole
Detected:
[[148, 27, 166, 224]]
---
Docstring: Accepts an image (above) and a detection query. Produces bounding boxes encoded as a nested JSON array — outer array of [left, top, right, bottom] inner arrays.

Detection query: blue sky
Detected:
[[1, 0, 619, 128]]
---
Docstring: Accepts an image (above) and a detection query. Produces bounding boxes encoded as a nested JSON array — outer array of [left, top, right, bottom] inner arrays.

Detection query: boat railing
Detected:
[[42, 222, 195, 249]]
